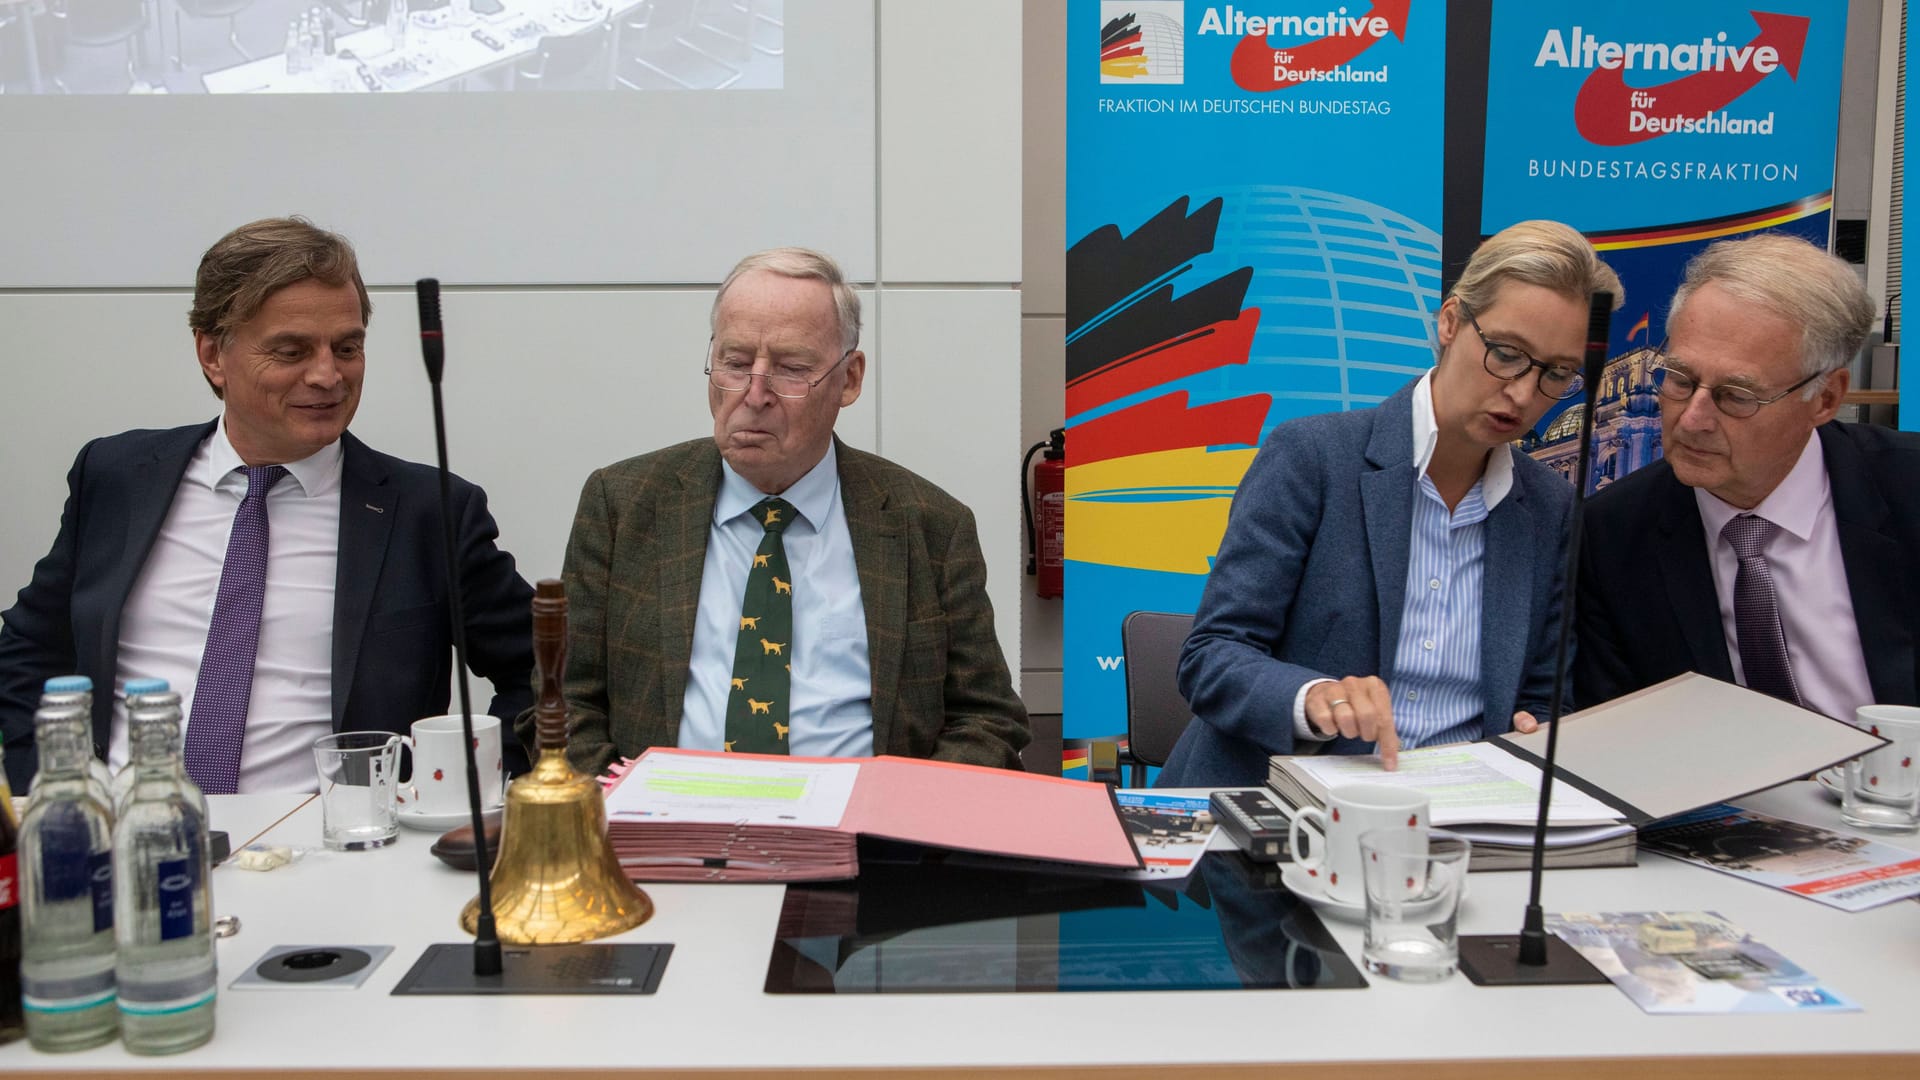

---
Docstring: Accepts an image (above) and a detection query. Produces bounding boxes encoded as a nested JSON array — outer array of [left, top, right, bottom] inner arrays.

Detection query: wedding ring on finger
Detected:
[[1327, 698, 1350, 708]]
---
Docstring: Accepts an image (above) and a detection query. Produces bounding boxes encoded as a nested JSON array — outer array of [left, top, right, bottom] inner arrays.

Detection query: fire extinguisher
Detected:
[[1023, 428, 1066, 599]]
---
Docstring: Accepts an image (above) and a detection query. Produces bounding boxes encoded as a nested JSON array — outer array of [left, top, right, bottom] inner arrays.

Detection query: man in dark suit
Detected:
[[1578, 234, 1919, 718], [0, 217, 534, 792], [551, 247, 1028, 774]]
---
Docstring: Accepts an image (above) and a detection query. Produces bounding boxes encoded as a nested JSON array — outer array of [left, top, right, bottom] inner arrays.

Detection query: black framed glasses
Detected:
[[1648, 351, 1825, 419], [1458, 302, 1586, 401], [705, 343, 852, 400]]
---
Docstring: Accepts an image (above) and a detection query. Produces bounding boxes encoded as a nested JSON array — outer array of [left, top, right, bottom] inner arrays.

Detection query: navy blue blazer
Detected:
[[1576, 420, 1920, 712], [1157, 381, 1574, 788], [0, 421, 536, 789]]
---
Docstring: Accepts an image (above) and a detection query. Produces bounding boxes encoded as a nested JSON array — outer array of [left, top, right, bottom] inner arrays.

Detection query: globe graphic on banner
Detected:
[[1134, 12, 1186, 80], [1206, 185, 1442, 425], [1063, 185, 1444, 581]]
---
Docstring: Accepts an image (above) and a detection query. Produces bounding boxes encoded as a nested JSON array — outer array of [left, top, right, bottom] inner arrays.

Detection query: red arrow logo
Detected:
[[1574, 11, 1809, 146], [1230, 0, 1409, 93]]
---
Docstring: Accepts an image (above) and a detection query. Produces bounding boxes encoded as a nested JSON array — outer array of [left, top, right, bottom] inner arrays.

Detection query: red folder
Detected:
[[604, 748, 1143, 883]]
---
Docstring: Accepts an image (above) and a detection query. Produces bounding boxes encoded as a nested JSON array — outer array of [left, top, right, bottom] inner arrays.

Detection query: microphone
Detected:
[[1456, 291, 1614, 987], [414, 278, 503, 977], [417, 277, 445, 384], [389, 283, 668, 1000]]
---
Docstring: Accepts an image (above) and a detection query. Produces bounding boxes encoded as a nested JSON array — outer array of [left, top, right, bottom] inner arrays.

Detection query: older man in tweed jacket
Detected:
[[544, 249, 1028, 774]]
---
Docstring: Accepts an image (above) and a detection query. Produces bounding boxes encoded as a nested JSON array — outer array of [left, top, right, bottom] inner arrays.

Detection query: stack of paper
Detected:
[[603, 749, 1143, 882], [1267, 674, 1889, 872], [1267, 742, 1637, 871]]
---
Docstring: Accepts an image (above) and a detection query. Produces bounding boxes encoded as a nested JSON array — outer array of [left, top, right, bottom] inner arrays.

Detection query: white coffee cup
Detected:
[[1842, 705, 1920, 832], [398, 713, 504, 816], [1289, 782, 1431, 904]]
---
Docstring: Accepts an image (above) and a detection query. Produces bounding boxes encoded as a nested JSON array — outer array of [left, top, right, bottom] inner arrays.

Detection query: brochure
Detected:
[[1546, 910, 1858, 1014], [1109, 791, 1217, 880], [1640, 804, 1920, 912]]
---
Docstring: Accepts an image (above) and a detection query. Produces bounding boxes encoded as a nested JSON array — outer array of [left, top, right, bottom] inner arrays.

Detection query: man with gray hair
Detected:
[[0, 217, 535, 792], [1577, 233, 1920, 716], [549, 247, 1029, 772]]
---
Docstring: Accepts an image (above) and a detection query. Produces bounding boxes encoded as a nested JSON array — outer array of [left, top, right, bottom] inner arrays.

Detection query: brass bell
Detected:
[[461, 580, 652, 942]]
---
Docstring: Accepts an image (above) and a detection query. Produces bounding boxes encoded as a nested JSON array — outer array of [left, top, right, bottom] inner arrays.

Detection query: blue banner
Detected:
[[1481, 1, 1849, 484], [1065, 0, 1449, 758], [1906, 12, 1916, 432]]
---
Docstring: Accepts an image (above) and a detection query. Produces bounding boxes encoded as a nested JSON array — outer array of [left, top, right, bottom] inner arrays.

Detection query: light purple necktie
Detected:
[[184, 464, 288, 794], [1722, 513, 1802, 707]]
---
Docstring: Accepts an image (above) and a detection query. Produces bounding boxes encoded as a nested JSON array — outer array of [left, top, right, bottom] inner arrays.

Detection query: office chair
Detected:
[[513, 18, 613, 91], [1, 3, 48, 90], [49, 0, 149, 92], [614, 0, 739, 90], [1120, 610, 1196, 787], [691, 0, 780, 61], [172, 0, 253, 70]]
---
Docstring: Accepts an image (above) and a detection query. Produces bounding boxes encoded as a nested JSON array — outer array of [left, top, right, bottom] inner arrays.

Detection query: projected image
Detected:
[[0, 0, 782, 95]]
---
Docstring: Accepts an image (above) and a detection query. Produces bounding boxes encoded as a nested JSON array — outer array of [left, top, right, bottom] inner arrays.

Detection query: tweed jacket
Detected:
[[547, 436, 1029, 774]]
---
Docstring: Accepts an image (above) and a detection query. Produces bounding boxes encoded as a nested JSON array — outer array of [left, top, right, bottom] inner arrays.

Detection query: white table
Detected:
[[198, 0, 645, 94], [4, 783, 1918, 1077]]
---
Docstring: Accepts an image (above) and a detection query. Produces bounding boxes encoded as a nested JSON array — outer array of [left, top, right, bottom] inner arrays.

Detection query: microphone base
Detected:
[[1457, 933, 1609, 987], [391, 942, 673, 996]]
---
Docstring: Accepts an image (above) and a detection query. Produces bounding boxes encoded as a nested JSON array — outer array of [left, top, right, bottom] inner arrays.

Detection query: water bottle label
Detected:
[[117, 976, 215, 1018], [38, 809, 92, 900], [23, 966, 116, 1014], [156, 857, 194, 941], [0, 851, 17, 909], [90, 849, 114, 933]]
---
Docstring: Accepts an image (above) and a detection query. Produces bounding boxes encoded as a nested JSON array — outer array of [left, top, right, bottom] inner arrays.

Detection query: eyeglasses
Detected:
[[1458, 302, 1585, 401], [705, 344, 852, 400], [1649, 351, 1825, 419]]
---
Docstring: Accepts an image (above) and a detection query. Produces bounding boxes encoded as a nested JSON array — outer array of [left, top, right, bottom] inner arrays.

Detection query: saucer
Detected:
[[1817, 767, 1844, 802], [1281, 862, 1367, 923], [398, 804, 503, 832]]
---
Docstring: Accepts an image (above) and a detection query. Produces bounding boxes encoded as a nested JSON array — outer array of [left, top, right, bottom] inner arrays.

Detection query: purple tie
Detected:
[[1722, 513, 1802, 707], [184, 464, 289, 794]]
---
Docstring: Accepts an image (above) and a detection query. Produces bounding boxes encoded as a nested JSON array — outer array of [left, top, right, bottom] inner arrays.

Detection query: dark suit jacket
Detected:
[[1576, 420, 1920, 711], [0, 421, 536, 790], [1157, 381, 1573, 787], [547, 436, 1029, 774]]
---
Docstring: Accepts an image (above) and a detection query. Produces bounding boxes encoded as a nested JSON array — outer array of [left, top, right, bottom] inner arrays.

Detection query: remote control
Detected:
[[1210, 788, 1293, 862]]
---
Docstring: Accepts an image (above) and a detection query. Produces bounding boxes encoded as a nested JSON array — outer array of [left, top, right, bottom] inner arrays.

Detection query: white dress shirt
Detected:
[[111, 418, 341, 792], [1694, 432, 1875, 721], [1293, 372, 1514, 744], [679, 442, 875, 756]]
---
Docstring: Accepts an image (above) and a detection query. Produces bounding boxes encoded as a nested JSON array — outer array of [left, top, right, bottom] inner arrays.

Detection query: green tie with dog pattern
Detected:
[[724, 498, 795, 753]]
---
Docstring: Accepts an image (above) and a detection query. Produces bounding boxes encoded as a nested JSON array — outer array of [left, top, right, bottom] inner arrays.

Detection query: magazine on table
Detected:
[[1640, 804, 1920, 912], [1545, 910, 1858, 1014]]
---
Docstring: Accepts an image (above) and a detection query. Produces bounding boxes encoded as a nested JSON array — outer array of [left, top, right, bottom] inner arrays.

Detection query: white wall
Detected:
[[1020, 0, 1065, 713], [0, 1, 1025, 695]]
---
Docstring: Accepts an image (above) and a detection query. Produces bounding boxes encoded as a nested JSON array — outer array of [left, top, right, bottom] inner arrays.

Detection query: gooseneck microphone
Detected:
[[417, 277, 446, 383], [1457, 291, 1615, 987], [415, 278, 503, 978]]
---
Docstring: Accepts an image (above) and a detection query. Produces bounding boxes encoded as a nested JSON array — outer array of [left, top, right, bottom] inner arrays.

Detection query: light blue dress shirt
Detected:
[[1390, 371, 1510, 748], [678, 442, 875, 757]]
